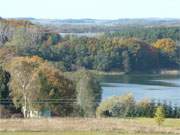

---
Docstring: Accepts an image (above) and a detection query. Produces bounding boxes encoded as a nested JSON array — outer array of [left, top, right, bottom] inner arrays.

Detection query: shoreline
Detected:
[[64, 69, 180, 77], [88, 70, 125, 75], [88, 70, 180, 76], [159, 70, 180, 75]]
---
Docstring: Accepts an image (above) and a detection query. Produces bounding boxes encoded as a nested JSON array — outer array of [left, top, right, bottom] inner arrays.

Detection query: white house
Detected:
[[22, 107, 51, 118]]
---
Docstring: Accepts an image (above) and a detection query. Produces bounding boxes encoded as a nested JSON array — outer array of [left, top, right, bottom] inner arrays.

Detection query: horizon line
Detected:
[[2, 17, 180, 20]]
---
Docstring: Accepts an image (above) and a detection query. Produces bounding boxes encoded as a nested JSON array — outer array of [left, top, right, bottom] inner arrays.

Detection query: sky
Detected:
[[0, 0, 180, 19]]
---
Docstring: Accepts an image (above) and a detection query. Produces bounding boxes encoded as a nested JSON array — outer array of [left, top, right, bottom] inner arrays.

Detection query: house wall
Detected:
[[22, 106, 51, 118]]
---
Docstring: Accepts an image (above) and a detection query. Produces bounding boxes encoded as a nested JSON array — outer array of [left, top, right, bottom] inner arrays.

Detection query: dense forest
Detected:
[[0, 18, 180, 118], [1, 18, 180, 73]]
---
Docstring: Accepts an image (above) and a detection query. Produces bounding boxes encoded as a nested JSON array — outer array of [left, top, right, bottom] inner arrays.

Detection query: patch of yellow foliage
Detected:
[[154, 38, 176, 54]]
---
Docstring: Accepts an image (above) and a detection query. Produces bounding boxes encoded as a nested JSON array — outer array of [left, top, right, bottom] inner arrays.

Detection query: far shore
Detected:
[[64, 69, 180, 76], [159, 70, 180, 75], [89, 70, 180, 76]]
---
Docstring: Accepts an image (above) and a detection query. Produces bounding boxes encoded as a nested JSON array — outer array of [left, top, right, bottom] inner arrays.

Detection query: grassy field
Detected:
[[0, 131, 178, 135], [0, 118, 180, 135]]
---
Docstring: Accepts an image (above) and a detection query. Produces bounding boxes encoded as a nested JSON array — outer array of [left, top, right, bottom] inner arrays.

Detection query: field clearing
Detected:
[[0, 118, 180, 135]]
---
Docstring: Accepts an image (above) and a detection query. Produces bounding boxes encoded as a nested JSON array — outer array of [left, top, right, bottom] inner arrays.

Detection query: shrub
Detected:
[[136, 98, 153, 117], [0, 105, 11, 118], [96, 93, 135, 118], [97, 95, 180, 118]]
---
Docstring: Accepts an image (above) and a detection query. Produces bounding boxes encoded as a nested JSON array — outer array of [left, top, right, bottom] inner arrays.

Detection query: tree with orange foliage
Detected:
[[154, 38, 176, 55], [6, 56, 75, 117]]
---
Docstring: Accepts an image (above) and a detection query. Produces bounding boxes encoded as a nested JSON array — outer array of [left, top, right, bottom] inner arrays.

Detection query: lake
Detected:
[[98, 74, 180, 105], [60, 32, 104, 37]]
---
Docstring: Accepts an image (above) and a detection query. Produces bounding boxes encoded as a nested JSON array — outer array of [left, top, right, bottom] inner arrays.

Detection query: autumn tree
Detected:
[[6, 56, 76, 117], [0, 19, 35, 47], [0, 48, 16, 66], [5, 28, 44, 55], [154, 38, 176, 55], [154, 38, 178, 68], [136, 98, 152, 117], [0, 19, 14, 46], [6, 56, 42, 117], [37, 63, 75, 116]]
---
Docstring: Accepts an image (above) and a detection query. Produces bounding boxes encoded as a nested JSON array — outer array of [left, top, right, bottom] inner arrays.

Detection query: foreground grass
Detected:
[[0, 118, 180, 134], [0, 131, 178, 135], [133, 118, 180, 128]]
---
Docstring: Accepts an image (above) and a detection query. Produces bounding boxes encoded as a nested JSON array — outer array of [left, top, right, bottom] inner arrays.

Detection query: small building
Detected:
[[22, 107, 51, 118]]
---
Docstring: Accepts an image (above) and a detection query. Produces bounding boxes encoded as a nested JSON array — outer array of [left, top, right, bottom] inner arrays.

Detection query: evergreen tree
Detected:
[[0, 67, 10, 105], [154, 106, 165, 127]]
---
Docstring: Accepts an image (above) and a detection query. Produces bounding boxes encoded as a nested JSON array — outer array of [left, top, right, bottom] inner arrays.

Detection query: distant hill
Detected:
[[5, 18, 180, 34], [14, 18, 180, 26]]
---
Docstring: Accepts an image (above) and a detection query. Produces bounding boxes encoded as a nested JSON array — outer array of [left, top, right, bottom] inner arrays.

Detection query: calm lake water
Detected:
[[97, 74, 180, 105]]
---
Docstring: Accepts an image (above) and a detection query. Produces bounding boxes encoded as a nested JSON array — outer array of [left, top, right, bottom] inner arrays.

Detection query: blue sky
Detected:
[[1, 0, 180, 19]]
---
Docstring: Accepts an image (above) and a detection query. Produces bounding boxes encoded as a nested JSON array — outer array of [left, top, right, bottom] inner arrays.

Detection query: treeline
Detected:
[[96, 94, 180, 118], [106, 27, 180, 42], [51, 25, 180, 43], [23, 36, 179, 73], [46, 21, 180, 34]]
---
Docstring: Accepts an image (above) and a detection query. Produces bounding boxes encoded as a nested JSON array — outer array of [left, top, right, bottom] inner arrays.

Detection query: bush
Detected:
[[136, 98, 154, 117], [96, 93, 135, 118], [97, 95, 180, 118], [0, 105, 11, 118], [11, 113, 24, 118]]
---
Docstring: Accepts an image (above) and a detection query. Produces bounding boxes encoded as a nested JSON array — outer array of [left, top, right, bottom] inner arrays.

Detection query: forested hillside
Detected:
[[0, 18, 180, 72]]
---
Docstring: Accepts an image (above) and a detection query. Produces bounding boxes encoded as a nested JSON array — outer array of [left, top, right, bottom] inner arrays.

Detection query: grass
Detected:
[[132, 118, 180, 128], [0, 118, 180, 135], [0, 131, 178, 135]]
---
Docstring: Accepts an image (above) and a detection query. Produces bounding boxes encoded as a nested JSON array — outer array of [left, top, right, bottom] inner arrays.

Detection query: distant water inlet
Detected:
[[98, 74, 180, 105], [60, 32, 104, 37]]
